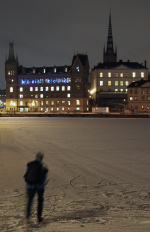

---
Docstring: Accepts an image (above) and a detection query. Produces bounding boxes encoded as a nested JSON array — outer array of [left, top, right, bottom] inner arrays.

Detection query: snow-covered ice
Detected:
[[0, 117, 150, 231]]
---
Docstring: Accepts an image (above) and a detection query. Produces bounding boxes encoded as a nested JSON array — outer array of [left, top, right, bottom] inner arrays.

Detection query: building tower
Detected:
[[103, 12, 117, 62], [5, 42, 18, 111]]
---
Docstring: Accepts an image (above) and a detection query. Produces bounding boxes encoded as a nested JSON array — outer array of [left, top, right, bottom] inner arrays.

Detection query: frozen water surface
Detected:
[[0, 117, 150, 231]]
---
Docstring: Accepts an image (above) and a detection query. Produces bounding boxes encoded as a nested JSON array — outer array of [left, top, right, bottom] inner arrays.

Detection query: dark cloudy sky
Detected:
[[0, 0, 150, 89]]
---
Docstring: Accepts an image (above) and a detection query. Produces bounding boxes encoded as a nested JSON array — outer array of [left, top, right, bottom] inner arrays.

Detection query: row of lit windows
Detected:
[[20, 86, 71, 92], [130, 106, 150, 110], [100, 81, 129, 86], [19, 93, 71, 98], [100, 72, 145, 78], [129, 89, 150, 94], [130, 96, 150, 101], [10, 86, 71, 93], [19, 107, 83, 112], [19, 78, 71, 85], [18, 99, 81, 106], [8, 70, 15, 76]]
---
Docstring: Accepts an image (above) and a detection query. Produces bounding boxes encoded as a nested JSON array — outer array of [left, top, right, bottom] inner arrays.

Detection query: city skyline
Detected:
[[0, 0, 150, 89]]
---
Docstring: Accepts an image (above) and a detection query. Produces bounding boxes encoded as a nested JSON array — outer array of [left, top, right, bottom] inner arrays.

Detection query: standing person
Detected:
[[24, 151, 48, 224]]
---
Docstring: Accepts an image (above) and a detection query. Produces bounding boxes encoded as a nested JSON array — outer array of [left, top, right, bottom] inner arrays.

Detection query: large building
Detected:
[[90, 14, 148, 110], [5, 43, 90, 113], [128, 79, 150, 113]]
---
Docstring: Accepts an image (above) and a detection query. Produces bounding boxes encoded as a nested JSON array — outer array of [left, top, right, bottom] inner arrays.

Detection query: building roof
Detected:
[[128, 79, 150, 88], [72, 54, 88, 66], [18, 65, 71, 75], [92, 60, 147, 70]]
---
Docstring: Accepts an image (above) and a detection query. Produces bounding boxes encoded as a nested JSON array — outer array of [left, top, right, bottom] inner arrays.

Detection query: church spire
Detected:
[[103, 12, 117, 62], [6, 42, 18, 64]]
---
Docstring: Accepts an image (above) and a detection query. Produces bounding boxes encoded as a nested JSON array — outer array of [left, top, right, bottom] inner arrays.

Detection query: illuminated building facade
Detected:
[[128, 80, 150, 113], [5, 43, 90, 113], [90, 13, 148, 110], [0, 89, 6, 109]]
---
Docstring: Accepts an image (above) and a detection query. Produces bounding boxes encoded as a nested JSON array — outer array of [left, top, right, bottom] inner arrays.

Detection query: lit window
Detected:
[[41, 101, 44, 106], [35, 94, 38, 98], [76, 100, 80, 105], [65, 67, 68, 72], [115, 89, 118, 92], [67, 78, 71, 83], [20, 87, 23, 92], [120, 89, 123, 92], [45, 87, 49, 91], [67, 86, 71, 91], [56, 86, 59, 91], [51, 108, 53, 111], [141, 89, 144, 94], [35, 101, 38, 106], [46, 101, 48, 105], [115, 73, 118, 77], [10, 101, 13, 105], [68, 101, 71, 105], [33, 68, 35, 74], [130, 97, 133, 100], [62, 86, 65, 91], [115, 81, 118, 86], [20, 101, 23, 106], [51, 101, 54, 106], [62, 101, 65, 106], [40, 94, 43, 98], [76, 66, 80, 72], [100, 81, 103, 86], [8, 71, 11, 75], [67, 94, 70, 98], [141, 72, 144, 78], [35, 87, 38, 91], [108, 81, 111, 86], [108, 72, 111, 77], [76, 108, 80, 111], [57, 108, 59, 111], [120, 81, 123, 86], [43, 68, 46, 73], [10, 87, 13, 92], [100, 72, 103, 77], [30, 87, 33, 92], [62, 107, 64, 111], [126, 73, 129, 77], [142, 106, 144, 109], [20, 94, 23, 98], [40, 87, 43, 91], [41, 108, 43, 111], [54, 67, 56, 73], [56, 101, 59, 106], [125, 81, 129, 86], [120, 73, 123, 77], [51, 86, 54, 91], [132, 72, 136, 77]]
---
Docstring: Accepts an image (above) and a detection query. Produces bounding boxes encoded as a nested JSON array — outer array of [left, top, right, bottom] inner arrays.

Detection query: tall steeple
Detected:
[[103, 12, 117, 63], [6, 42, 18, 64]]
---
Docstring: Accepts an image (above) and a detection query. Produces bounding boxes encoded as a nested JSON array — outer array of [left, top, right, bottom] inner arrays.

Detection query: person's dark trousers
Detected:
[[27, 188, 44, 222]]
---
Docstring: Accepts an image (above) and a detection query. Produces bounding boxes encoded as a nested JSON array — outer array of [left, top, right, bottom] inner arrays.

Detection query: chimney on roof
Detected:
[[144, 60, 147, 68], [119, 59, 122, 62], [127, 60, 130, 62]]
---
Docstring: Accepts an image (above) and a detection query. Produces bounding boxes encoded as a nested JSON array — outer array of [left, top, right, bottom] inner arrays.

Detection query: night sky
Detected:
[[0, 0, 150, 89]]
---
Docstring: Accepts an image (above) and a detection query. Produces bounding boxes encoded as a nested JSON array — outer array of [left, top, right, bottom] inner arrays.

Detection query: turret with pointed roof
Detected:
[[103, 12, 117, 62], [6, 42, 18, 64]]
